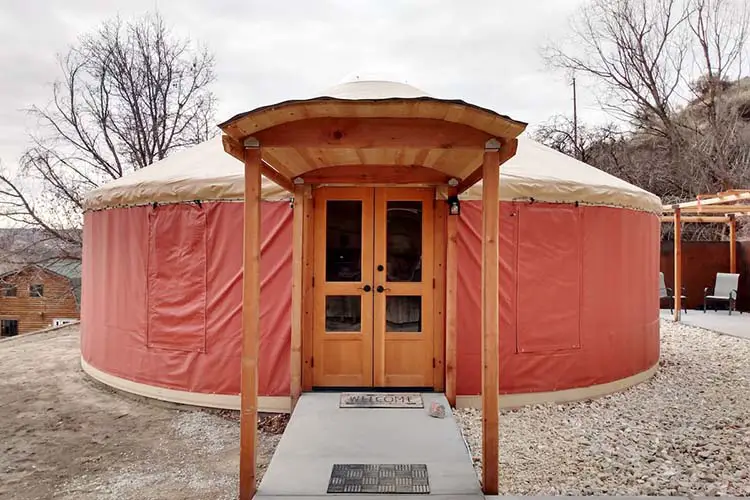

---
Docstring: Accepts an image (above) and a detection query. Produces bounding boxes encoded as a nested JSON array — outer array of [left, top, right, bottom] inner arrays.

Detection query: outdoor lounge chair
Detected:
[[703, 272, 740, 315], [660, 272, 686, 314]]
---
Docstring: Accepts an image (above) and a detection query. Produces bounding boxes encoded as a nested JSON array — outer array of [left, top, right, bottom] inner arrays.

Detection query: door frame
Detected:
[[297, 185, 446, 394]]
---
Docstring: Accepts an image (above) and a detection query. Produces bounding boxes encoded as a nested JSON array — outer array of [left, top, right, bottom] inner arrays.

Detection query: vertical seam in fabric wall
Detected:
[[577, 205, 584, 349], [513, 202, 520, 355], [146, 208, 154, 349], [201, 205, 208, 354]]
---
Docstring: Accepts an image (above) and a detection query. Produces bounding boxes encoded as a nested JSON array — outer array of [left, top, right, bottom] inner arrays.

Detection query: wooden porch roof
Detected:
[[217, 81, 526, 189]]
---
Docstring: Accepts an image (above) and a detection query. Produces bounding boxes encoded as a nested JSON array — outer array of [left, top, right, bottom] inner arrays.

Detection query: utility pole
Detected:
[[572, 75, 579, 160]]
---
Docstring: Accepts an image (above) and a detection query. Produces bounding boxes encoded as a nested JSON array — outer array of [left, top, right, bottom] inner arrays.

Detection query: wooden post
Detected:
[[729, 215, 737, 274], [301, 186, 315, 391], [444, 188, 458, 407], [481, 145, 500, 495], [240, 144, 262, 500], [433, 193, 447, 392], [290, 185, 305, 411], [674, 207, 682, 322]]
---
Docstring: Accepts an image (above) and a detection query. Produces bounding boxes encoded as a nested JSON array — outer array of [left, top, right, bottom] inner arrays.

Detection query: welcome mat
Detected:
[[339, 392, 423, 408], [327, 463, 429, 494]]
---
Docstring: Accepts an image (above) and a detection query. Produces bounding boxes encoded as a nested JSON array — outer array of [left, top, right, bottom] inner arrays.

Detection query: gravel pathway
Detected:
[[454, 319, 750, 496]]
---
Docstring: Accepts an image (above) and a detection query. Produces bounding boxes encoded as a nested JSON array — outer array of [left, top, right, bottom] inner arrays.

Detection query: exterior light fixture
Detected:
[[293, 177, 304, 185], [448, 178, 459, 187], [447, 195, 460, 216]]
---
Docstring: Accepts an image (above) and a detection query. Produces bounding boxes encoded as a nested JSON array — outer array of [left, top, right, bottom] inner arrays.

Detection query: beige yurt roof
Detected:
[[84, 79, 659, 213], [83, 133, 661, 213]]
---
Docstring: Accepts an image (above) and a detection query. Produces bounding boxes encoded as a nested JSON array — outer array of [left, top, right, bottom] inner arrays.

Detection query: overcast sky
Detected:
[[0, 0, 605, 169]]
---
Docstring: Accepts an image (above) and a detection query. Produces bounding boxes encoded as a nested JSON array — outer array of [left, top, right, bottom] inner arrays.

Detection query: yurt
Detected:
[[80, 81, 662, 413]]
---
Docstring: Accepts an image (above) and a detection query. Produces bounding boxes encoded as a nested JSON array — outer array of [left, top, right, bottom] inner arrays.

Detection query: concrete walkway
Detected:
[[255, 392, 482, 499], [661, 309, 750, 340]]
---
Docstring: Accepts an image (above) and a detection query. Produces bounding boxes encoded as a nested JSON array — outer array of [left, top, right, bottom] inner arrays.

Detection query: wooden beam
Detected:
[[663, 191, 750, 211], [252, 117, 492, 149], [674, 208, 682, 322], [481, 148, 500, 495], [240, 146, 262, 500], [290, 185, 305, 411], [433, 192, 447, 392], [301, 186, 315, 392], [729, 215, 737, 274], [660, 215, 730, 223], [222, 134, 295, 192], [444, 188, 458, 407], [671, 204, 750, 214], [300, 165, 451, 185], [457, 138, 518, 194]]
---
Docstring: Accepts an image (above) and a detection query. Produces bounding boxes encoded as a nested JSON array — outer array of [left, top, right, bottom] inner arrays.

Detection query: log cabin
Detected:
[[0, 259, 81, 337]]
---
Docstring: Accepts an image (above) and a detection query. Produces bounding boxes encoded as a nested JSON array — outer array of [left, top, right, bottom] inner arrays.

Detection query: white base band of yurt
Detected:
[[81, 356, 657, 413]]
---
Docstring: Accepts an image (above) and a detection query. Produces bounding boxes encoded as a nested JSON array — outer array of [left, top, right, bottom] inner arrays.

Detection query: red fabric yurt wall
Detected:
[[81, 200, 660, 399], [455, 201, 660, 396], [81, 201, 292, 396]]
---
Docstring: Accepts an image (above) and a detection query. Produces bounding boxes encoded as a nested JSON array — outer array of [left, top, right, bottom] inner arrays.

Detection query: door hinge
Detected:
[[432, 358, 436, 368], [310, 357, 314, 368], [312, 276, 315, 287], [433, 278, 436, 289]]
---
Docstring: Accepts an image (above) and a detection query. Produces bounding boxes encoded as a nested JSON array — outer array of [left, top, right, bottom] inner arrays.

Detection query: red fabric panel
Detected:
[[456, 202, 660, 396], [258, 203, 293, 396], [81, 201, 292, 397], [147, 204, 207, 352], [516, 204, 581, 353], [81, 206, 150, 383], [455, 201, 518, 395]]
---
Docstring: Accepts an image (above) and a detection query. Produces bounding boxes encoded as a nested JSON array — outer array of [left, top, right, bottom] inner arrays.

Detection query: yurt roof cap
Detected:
[[82, 134, 663, 213]]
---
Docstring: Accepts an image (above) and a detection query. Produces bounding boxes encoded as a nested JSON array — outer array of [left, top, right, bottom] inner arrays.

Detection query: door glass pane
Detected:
[[326, 200, 362, 282], [386, 201, 422, 282], [386, 296, 421, 332], [326, 296, 361, 332]]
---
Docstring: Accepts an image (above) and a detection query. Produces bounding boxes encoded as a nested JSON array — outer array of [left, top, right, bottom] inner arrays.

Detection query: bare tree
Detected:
[[531, 114, 623, 163], [543, 0, 692, 139], [540, 0, 750, 240], [688, 0, 750, 121], [0, 12, 217, 257]]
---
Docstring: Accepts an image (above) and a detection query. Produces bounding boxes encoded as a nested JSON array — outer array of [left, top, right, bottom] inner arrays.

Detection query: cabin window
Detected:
[[53, 318, 77, 327], [2, 285, 17, 297], [0, 319, 18, 337], [30, 284, 44, 297]]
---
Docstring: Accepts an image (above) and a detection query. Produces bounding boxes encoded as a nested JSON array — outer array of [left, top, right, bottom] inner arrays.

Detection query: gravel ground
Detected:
[[455, 319, 750, 496], [4, 320, 749, 497], [0, 326, 284, 500]]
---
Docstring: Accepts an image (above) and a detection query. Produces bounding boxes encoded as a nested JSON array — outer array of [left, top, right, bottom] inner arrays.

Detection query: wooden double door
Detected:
[[313, 187, 435, 388]]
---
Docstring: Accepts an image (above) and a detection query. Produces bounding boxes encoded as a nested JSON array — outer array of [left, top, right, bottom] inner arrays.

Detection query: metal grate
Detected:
[[339, 392, 423, 408], [327, 464, 429, 494]]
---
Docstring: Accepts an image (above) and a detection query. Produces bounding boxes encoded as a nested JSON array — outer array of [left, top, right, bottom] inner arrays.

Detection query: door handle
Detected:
[[376, 285, 390, 293], [358, 284, 372, 292]]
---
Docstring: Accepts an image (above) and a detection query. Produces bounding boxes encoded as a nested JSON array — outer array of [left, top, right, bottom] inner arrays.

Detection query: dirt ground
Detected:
[[0, 326, 284, 500]]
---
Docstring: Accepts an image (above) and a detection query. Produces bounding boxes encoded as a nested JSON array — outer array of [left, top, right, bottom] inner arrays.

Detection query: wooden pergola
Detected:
[[661, 189, 750, 320], [217, 87, 527, 499]]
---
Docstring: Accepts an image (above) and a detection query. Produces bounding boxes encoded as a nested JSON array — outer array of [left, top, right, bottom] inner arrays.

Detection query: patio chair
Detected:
[[703, 272, 740, 315], [660, 272, 686, 314]]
